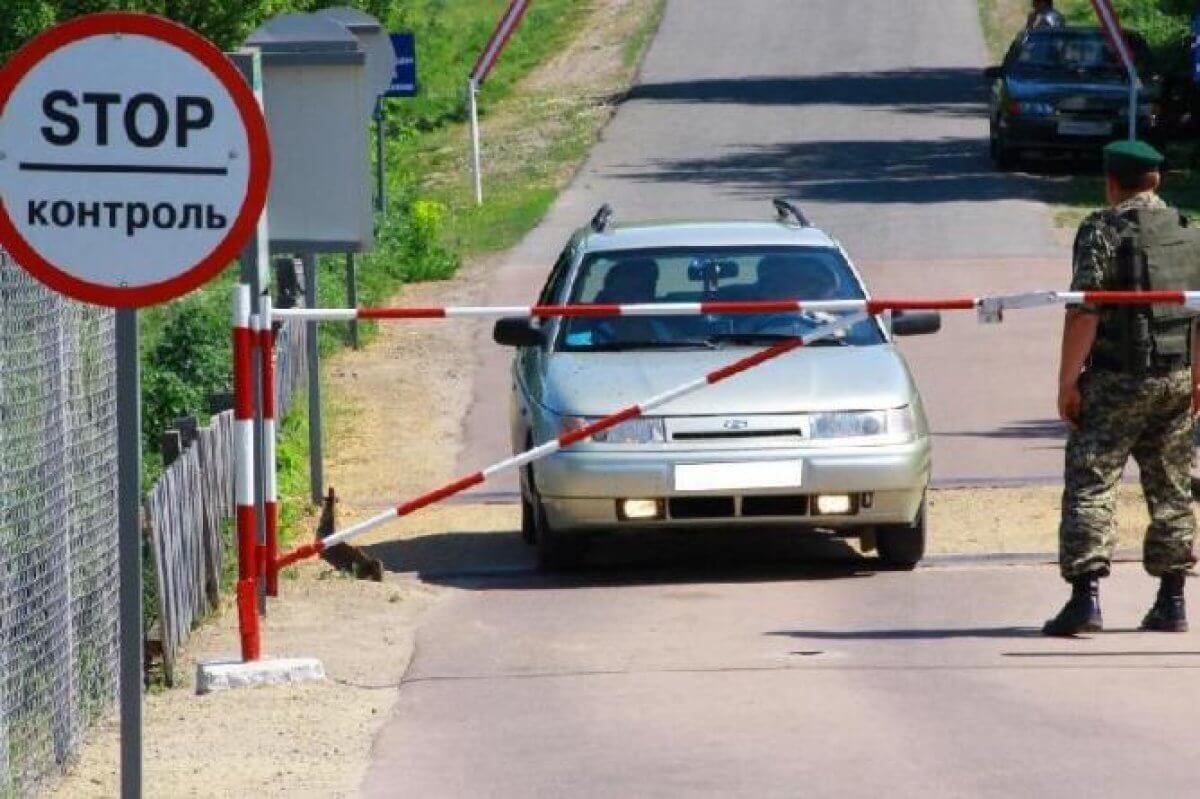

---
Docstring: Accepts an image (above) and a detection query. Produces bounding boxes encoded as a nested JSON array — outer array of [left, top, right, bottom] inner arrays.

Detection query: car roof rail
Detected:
[[773, 197, 811, 228], [590, 204, 614, 233]]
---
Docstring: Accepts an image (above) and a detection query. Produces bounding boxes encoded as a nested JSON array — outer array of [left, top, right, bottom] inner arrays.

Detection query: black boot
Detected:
[[1140, 573, 1188, 632], [1042, 574, 1103, 636]]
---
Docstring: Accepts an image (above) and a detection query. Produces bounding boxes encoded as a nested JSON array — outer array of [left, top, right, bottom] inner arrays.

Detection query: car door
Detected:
[[512, 244, 576, 450]]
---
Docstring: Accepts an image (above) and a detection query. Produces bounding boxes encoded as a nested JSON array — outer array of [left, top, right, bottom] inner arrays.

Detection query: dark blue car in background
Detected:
[[985, 27, 1161, 169]]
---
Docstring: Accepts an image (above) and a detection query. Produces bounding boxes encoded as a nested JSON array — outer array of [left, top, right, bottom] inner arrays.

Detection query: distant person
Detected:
[[1043, 140, 1200, 637], [1026, 0, 1065, 30]]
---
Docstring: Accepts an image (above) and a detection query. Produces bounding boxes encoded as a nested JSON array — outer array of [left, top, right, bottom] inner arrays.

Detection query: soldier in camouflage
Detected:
[[1045, 140, 1200, 636]]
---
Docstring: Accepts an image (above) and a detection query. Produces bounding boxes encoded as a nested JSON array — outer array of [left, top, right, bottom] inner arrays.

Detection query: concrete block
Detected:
[[196, 656, 325, 694]]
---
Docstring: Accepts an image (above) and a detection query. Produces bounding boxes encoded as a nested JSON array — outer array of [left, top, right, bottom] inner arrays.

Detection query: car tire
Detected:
[[520, 491, 537, 544], [534, 498, 587, 571], [877, 498, 926, 570], [989, 122, 1017, 171], [520, 451, 537, 544]]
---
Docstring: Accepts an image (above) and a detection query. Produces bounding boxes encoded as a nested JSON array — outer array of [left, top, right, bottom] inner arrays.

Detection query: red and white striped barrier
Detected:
[[258, 296, 280, 598], [270, 290, 1200, 326], [469, 0, 532, 86], [232, 285, 261, 661], [273, 312, 867, 571]]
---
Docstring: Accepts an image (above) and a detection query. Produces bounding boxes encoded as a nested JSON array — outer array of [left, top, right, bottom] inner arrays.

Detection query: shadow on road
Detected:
[[624, 69, 987, 116], [364, 527, 895, 590], [936, 418, 1067, 441], [625, 137, 1069, 205], [767, 626, 1043, 641]]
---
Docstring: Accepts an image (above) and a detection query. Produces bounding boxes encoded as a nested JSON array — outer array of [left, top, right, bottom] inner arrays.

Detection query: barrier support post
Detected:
[[232, 285, 261, 661], [259, 295, 280, 597]]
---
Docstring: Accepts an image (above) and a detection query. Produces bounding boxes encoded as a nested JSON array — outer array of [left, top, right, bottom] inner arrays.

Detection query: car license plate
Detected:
[[1057, 119, 1111, 137], [674, 461, 803, 492]]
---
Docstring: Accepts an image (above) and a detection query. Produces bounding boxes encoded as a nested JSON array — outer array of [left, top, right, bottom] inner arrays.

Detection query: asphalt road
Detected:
[[364, 558, 1200, 798], [363, 3, 1193, 797], [458, 0, 1074, 490]]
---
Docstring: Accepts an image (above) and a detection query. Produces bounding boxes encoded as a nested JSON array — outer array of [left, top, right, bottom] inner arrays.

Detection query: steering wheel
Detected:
[[592, 316, 678, 344], [742, 312, 823, 335]]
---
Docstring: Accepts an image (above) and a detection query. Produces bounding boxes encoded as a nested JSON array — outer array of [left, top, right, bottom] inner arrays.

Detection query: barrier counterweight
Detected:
[[232, 285, 261, 661], [273, 313, 867, 570]]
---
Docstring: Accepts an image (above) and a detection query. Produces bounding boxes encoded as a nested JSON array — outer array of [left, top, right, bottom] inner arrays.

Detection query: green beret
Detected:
[[1103, 139, 1164, 176]]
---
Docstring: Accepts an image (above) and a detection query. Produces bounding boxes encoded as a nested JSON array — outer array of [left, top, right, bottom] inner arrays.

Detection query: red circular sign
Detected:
[[0, 13, 270, 307]]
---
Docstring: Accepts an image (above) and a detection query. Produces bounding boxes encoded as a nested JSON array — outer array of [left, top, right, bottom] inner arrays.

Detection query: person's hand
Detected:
[[1059, 380, 1083, 429]]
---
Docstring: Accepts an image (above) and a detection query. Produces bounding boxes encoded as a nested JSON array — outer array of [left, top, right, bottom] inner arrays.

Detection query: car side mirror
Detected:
[[983, 66, 1003, 81], [892, 310, 941, 337], [493, 317, 546, 348]]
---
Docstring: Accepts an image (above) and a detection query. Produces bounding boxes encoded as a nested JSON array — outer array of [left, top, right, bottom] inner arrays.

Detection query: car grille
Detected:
[[672, 428, 803, 442], [667, 495, 812, 519]]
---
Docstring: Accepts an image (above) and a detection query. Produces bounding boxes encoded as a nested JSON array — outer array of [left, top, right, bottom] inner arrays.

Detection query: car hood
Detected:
[[1007, 75, 1157, 102], [540, 346, 917, 416]]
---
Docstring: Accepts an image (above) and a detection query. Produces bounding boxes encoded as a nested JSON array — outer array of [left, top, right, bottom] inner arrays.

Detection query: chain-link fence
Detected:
[[0, 249, 119, 798]]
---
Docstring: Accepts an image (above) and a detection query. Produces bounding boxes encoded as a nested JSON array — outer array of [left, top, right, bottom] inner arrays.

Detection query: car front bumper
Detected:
[[999, 114, 1154, 153], [534, 438, 931, 532]]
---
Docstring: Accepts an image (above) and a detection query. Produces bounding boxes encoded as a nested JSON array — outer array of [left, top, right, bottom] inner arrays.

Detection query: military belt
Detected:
[[1088, 352, 1189, 375]]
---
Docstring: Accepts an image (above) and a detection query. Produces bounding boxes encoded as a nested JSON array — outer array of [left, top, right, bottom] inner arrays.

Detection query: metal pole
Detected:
[[232, 49, 270, 612], [469, 78, 483, 205], [116, 309, 142, 799], [346, 252, 359, 350], [1128, 77, 1139, 140], [374, 97, 387, 213], [303, 254, 324, 504]]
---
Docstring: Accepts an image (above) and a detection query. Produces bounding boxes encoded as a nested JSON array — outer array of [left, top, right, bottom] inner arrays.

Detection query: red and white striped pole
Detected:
[[232, 284, 261, 661], [257, 295, 280, 597], [275, 312, 866, 569], [270, 291, 1200, 325]]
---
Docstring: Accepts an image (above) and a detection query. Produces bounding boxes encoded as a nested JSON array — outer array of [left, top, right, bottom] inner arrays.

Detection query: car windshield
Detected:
[[556, 246, 884, 352], [1012, 32, 1143, 75]]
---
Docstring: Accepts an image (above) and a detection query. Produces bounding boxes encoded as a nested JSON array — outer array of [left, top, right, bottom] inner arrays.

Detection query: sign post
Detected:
[[468, 0, 532, 204], [1090, 0, 1140, 140], [0, 13, 270, 797]]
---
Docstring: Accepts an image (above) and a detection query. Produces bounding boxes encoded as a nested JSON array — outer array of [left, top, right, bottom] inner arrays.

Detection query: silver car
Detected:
[[495, 200, 940, 570]]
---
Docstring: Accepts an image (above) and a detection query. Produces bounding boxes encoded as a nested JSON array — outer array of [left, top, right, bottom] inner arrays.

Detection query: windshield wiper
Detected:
[[706, 332, 850, 347], [578, 340, 718, 351]]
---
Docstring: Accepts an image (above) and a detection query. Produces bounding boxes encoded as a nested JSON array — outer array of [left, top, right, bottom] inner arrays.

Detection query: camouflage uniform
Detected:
[[1060, 192, 1198, 579]]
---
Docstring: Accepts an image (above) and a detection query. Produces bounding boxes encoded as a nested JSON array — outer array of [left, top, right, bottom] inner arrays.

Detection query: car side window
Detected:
[[537, 247, 574, 306]]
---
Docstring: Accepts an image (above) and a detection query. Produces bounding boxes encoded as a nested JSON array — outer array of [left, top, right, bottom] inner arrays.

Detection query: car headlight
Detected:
[[807, 406, 916, 443], [558, 415, 666, 444]]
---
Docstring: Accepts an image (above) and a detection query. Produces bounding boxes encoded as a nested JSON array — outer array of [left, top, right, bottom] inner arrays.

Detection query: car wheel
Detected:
[[520, 491, 537, 545], [877, 498, 926, 570], [989, 122, 1016, 171], [534, 498, 587, 571], [520, 451, 537, 544]]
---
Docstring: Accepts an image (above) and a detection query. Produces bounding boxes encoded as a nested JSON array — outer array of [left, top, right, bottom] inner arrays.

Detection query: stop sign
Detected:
[[0, 13, 270, 307]]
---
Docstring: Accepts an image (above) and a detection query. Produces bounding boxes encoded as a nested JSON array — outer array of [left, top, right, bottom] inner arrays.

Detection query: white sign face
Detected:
[[0, 13, 270, 307]]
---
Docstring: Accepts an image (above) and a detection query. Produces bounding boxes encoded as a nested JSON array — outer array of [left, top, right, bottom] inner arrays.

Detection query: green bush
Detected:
[[140, 291, 232, 459]]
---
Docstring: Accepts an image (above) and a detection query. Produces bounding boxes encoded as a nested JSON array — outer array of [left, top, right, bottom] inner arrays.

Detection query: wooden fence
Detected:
[[145, 318, 307, 684]]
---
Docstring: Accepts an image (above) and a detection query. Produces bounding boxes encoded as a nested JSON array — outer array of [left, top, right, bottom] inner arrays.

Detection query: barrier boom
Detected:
[[270, 291, 1200, 324], [273, 312, 868, 571]]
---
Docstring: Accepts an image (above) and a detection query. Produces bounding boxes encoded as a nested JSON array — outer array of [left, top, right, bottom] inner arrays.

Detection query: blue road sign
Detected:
[[386, 33, 418, 98]]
